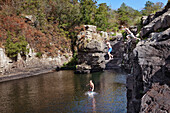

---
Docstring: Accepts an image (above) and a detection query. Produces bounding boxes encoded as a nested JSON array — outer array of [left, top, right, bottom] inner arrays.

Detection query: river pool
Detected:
[[0, 70, 127, 113]]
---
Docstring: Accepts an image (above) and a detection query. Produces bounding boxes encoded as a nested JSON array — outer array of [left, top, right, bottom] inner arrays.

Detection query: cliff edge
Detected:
[[127, 2, 170, 113]]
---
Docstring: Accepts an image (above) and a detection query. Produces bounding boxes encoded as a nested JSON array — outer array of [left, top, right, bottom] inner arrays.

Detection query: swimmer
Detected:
[[87, 80, 94, 92]]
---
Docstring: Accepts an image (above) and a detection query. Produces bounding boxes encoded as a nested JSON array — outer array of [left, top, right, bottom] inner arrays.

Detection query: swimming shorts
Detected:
[[108, 48, 112, 52]]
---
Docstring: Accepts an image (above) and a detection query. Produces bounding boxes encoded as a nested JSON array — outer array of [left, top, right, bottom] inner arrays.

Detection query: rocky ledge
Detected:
[[0, 47, 72, 82]]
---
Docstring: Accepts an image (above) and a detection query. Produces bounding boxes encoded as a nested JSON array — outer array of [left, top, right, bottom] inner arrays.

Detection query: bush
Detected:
[[61, 53, 78, 70], [121, 30, 127, 41], [5, 34, 28, 61], [36, 52, 42, 58]]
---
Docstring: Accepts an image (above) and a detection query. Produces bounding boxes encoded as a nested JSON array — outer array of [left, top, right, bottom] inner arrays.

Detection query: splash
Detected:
[[85, 91, 98, 97]]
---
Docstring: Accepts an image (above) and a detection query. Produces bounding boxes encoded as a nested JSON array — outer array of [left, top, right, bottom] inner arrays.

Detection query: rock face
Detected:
[[75, 25, 125, 73], [141, 83, 170, 113], [127, 3, 170, 113], [141, 4, 170, 37], [75, 25, 106, 73], [0, 47, 72, 76], [105, 39, 124, 69], [0, 48, 12, 74]]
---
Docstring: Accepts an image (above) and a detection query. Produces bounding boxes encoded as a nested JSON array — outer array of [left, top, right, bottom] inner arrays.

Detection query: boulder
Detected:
[[84, 25, 96, 32], [129, 26, 138, 35], [140, 83, 170, 113], [76, 25, 107, 73], [21, 14, 39, 27]]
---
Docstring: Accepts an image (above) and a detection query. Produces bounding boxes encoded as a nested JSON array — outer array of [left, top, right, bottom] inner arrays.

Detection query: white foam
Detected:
[[85, 91, 98, 97]]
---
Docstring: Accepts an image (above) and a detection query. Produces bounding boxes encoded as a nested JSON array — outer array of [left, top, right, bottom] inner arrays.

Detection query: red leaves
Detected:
[[0, 14, 71, 56]]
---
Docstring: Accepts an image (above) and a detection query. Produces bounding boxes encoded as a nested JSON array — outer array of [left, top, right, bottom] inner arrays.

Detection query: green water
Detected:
[[0, 70, 127, 113]]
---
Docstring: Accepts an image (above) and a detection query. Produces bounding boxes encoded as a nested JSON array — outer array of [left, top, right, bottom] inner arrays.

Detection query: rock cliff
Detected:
[[75, 25, 107, 73], [75, 25, 124, 73], [0, 46, 72, 76], [127, 2, 170, 113]]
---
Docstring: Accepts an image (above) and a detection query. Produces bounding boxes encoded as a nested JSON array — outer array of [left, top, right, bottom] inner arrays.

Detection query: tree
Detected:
[[116, 2, 142, 26], [117, 3, 130, 26], [79, 0, 97, 25], [141, 1, 164, 15], [94, 3, 110, 31], [5, 33, 28, 61]]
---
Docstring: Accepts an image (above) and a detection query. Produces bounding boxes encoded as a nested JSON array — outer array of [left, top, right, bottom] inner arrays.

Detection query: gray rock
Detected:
[[0, 47, 72, 76], [141, 9, 170, 37], [130, 26, 138, 35], [76, 25, 108, 73], [127, 3, 170, 113]]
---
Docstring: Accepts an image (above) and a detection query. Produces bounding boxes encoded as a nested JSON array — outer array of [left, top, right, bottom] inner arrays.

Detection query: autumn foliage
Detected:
[[0, 14, 71, 58]]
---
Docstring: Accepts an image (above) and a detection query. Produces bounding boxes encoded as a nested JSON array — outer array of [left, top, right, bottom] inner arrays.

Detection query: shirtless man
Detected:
[[122, 26, 141, 41], [106, 41, 113, 60], [87, 80, 94, 92]]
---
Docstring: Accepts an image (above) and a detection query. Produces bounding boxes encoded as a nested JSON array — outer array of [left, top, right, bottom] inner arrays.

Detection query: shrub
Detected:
[[112, 33, 116, 36], [121, 30, 127, 41], [36, 52, 42, 58], [5, 34, 28, 61]]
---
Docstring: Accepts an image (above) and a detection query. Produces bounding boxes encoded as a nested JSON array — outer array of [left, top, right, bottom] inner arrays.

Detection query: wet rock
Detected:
[[75, 63, 91, 74]]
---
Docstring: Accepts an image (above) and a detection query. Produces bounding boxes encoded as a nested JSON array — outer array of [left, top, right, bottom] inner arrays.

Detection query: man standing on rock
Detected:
[[106, 41, 113, 60]]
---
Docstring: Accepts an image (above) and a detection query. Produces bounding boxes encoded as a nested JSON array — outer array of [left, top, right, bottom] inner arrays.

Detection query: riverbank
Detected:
[[0, 67, 55, 83]]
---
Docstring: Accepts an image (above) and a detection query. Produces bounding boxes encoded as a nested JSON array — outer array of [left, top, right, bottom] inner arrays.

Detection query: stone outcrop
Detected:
[[75, 25, 106, 73], [105, 39, 124, 69], [141, 3, 170, 37], [75, 25, 125, 73], [0, 47, 72, 76], [127, 2, 170, 113]]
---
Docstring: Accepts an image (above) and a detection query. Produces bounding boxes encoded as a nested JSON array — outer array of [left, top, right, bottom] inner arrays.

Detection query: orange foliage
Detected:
[[0, 14, 71, 56]]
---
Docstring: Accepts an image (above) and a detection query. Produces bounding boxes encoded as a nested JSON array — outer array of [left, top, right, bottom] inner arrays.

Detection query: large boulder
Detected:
[[75, 25, 107, 73]]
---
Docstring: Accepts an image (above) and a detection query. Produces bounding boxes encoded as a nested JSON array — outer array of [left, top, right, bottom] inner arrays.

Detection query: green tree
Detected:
[[95, 3, 110, 31], [5, 34, 28, 61], [79, 0, 97, 25], [117, 2, 142, 26], [117, 3, 130, 26], [141, 1, 164, 15]]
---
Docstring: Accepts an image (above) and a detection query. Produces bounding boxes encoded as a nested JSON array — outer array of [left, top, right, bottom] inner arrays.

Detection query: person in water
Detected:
[[106, 41, 113, 60], [87, 80, 94, 92]]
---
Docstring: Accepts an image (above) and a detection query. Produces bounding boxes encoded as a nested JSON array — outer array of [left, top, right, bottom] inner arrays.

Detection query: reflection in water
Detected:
[[0, 70, 127, 113], [92, 97, 96, 112]]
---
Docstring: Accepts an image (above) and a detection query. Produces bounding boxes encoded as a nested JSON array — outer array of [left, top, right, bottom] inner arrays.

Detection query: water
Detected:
[[0, 70, 127, 113]]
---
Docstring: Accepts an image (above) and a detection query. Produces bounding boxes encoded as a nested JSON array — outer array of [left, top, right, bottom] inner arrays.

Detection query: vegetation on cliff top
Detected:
[[0, 0, 165, 61]]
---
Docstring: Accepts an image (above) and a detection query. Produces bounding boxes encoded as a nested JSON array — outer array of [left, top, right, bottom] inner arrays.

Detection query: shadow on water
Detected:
[[0, 70, 127, 113]]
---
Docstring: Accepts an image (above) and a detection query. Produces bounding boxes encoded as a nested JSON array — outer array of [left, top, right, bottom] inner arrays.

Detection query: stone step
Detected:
[[105, 58, 122, 69]]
